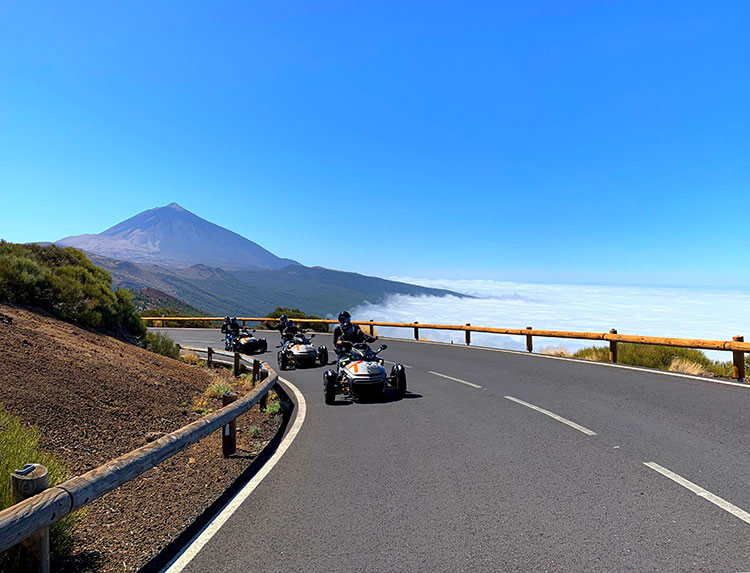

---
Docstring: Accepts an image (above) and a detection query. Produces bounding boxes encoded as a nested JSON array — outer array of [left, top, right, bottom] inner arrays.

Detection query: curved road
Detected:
[[153, 328, 749, 572]]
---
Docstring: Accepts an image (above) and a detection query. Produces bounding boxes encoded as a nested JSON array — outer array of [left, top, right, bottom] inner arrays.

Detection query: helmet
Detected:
[[279, 314, 288, 324], [338, 311, 351, 324]]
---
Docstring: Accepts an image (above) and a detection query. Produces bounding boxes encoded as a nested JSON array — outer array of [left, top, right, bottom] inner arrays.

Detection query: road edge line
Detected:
[[162, 376, 307, 572]]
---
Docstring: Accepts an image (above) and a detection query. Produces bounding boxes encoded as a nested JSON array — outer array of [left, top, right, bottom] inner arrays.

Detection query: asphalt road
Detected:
[[153, 328, 750, 572]]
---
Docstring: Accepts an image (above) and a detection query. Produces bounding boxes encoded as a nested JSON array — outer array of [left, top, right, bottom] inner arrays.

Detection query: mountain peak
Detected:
[[57, 204, 297, 270]]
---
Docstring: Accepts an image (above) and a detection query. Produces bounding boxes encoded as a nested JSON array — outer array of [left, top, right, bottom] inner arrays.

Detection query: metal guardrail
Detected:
[[0, 350, 279, 561], [144, 316, 748, 381]]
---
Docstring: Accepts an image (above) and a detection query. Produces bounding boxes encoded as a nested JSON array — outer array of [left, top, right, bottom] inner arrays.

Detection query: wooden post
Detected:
[[609, 329, 618, 364], [233, 352, 240, 377], [414, 322, 419, 340], [526, 326, 533, 353], [252, 359, 260, 387], [259, 369, 269, 410], [369, 320, 374, 336], [221, 392, 238, 457], [465, 324, 471, 346], [242, 320, 246, 327], [11, 464, 50, 573], [732, 335, 745, 382], [207, 347, 213, 368]]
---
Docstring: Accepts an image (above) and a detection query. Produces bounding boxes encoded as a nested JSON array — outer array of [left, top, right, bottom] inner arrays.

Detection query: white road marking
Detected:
[[504, 395, 597, 436], [428, 370, 482, 389], [163, 376, 307, 572], [644, 462, 750, 526]]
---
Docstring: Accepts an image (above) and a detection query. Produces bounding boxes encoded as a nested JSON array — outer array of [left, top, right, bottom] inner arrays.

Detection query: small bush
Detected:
[[246, 424, 260, 437], [0, 406, 77, 570], [180, 353, 204, 366], [573, 345, 609, 362], [205, 381, 234, 400], [260, 307, 329, 333], [540, 346, 572, 357], [192, 396, 211, 416], [669, 357, 707, 375], [145, 332, 180, 359]]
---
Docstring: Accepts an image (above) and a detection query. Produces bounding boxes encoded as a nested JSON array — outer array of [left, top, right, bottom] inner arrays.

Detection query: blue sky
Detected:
[[1, 1, 748, 288]]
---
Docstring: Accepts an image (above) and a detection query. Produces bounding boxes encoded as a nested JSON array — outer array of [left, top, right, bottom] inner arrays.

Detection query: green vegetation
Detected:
[[0, 242, 145, 337], [130, 287, 206, 316], [144, 331, 180, 359], [0, 407, 78, 570], [572, 342, 734, 377], [205, 381, 234, 399], [260, 307, 329, 333]]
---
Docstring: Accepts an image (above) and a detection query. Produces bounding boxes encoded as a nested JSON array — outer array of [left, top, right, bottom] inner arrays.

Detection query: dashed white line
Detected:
[[428, 370, 482, 389], [504, 396, 597, 436], [163, 376, 307, 572], [644, 462, 750, 526]]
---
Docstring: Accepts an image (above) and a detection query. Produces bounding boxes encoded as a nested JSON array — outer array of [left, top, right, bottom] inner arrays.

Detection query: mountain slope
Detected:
[[89, 255, 464, 317], [58, 203, 296, 270]]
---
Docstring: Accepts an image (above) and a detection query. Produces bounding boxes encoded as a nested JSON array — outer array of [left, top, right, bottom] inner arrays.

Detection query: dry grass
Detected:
[[180, 352, 205, 366], [539, 346, 572, 357], [669, 357, 708, 375]]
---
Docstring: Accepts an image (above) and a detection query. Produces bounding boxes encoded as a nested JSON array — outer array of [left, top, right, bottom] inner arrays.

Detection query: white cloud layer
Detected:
[[352, 278, 750, 359]]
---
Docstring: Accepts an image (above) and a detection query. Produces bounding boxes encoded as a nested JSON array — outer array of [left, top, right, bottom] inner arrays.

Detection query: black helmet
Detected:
[[338, 311, 351, 324], [279, 314, 288, 324]]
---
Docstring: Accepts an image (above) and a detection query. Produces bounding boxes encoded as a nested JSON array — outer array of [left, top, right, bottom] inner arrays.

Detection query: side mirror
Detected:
[[380, 344, 388, 351], [309, 333, 315, 339]]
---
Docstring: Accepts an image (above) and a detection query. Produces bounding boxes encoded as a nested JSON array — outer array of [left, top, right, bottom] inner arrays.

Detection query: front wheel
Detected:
[[260, 339, 268, 353], [392, 364, 407, 398], [277, 351, 288, 371], [318, 345, 328, 366], [323, 370, 336, 404]]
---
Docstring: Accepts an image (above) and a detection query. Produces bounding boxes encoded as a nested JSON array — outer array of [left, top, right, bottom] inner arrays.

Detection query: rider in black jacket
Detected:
[[333, 311, 377, 356], [275, 315, 301, 344]]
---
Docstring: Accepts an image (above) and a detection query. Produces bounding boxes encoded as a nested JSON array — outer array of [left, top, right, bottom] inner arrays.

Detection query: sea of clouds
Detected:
[[352, 277, 750, 359]]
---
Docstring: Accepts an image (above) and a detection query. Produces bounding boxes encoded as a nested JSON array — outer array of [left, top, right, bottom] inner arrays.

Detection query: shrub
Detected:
[[260, 307, 329, 333], [669, 357, 707, 375], [0, 406, 77, 570], [180, 353, 204, 366], [539, 346, 572, 357], [205, 381, 234, 399], [0, 242, 145, 337], [144, 332, 180, 359]]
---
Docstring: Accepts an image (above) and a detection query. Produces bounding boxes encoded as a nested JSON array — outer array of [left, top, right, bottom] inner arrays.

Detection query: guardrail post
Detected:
[[732, 335, 745, 382], [414, 322, 419, 340], [369, 320, 375, 336], [526, 326, 533, 353], [465, 324, 471, 346], [11, 464, 50, 573], [207, 347, 213, 368], [609, 329, 618, 363], [233, 352, 240, 377], [259, 368, 269, 410], [221, 392, 238, 457], [252, 359, 260, 387]]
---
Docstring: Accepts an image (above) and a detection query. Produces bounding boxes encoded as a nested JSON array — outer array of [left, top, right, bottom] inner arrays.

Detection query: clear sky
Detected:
[[1, 1, 748, 288]]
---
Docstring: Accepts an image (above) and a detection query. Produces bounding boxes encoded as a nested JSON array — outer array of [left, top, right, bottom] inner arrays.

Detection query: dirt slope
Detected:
[[0, 304, 280, 572]]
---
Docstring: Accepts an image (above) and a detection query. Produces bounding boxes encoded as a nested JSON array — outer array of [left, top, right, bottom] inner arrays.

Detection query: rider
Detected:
[[275, 314, 302, 345], [334, 311, 377, 357]]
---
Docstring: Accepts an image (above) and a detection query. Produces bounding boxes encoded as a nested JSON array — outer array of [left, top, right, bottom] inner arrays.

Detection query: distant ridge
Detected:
[[58, 202, 296, 270]]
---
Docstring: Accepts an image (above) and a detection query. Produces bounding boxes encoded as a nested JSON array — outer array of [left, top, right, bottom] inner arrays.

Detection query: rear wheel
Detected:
[[318, 345, 328, 366], [323, 370, 336, 404], [260, 340, 268, 353]]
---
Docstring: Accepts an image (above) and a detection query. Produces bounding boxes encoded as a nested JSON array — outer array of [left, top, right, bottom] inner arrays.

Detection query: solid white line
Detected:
[[644, 462, 750, 526], [163, 376, 307, 572], [504, 395, 597, 436], [385, 360, 412, 369], [428, 370, 482, 389]]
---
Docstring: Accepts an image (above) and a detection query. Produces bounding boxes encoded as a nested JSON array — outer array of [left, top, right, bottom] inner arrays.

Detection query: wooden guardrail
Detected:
[[142, 316, 748, 381], [0, 350, 279, 567]]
